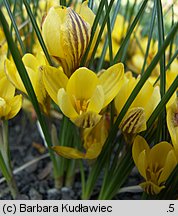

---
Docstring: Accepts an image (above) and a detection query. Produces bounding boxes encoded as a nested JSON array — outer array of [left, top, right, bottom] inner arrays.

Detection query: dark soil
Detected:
[[0, 111, 142, 200]]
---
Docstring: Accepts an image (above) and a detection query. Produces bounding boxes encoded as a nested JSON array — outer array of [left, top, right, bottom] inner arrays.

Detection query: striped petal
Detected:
[[42, 6, 91, 76]]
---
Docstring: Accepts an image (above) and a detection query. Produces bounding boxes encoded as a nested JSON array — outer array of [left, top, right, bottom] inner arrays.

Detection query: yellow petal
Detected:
[[132, 80, 153, 110], [52, 146, 85, 159], [83, 115, 109, 150], [87, 85, 104, 113], [99, 63, 124, 107], [158, 150, 177, 185], [131, 54, 144, 72], [78, 1, 98, 63], [57, 88, 78, 119], [132, 135, 150, 172], [78, 1, 95, 27], [42, 6, 66, 58], [67, 67, 99, 100], [144, 86, 160, 120], [73, 111, 102, 128], [114, 76, 137, 114], [85, 142, 103, 159], [149, 142, 173, 169], [0, 76, 15, 101], [22, 53, 39, 72], [0, 98, 11, 118], [4, 59, 26, 93], [42, 65, 68, 104], [137, 150, 147, 179], [6, 95, 22, 119]]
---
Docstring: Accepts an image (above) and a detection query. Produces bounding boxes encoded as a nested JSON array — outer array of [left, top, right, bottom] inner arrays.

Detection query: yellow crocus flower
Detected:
[[114, 73, 160, 144], [42, 2, 99, 77], [167, 97, 178, 159], [43, 63, 124, 128], [4, 53, 50, 114], [132, 135, 177, 195], [0, 70, 22, 120], [52, 114, 110, 159]]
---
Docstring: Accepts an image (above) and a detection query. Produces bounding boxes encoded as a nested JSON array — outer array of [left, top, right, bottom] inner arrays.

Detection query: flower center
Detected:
[[75, 99, 89, 115]]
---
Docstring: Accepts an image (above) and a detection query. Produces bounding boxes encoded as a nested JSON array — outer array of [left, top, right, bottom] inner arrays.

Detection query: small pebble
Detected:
[[29, 188, 42, 200], [47, 188, 61, 200]]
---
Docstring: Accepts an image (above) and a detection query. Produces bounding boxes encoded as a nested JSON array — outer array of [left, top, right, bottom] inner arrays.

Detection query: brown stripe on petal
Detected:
[[68, 11, 78, 68], [121, 108, 145, 134], [77, 14, 90, 50], [71, 10, 85, 60]]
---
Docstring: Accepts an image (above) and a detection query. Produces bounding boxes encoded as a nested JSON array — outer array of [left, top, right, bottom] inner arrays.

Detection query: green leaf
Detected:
[[3, 0, 26, 54], [141, 1, 156, 75], [156, 0, 166, 141], [60, 0, 66, 6]]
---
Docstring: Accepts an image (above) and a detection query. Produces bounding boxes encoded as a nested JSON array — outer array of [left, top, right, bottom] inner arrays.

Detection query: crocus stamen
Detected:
[[75, 99, 89, 114]]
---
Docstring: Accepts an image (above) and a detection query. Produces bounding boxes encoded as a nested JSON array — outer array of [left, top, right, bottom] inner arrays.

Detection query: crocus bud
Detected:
[[42, 4, 92, 77]]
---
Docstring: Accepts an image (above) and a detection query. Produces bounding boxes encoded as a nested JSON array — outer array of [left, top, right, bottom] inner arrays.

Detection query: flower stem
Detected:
[[0, 120, 19, 199]]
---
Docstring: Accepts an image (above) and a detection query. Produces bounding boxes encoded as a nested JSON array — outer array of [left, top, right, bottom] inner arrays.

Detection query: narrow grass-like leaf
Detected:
[[156, 0, 166, 140], [23, 0, 53, 66], [96, 0, 121, 71], [88, 0, 94, 10], [113, 0, 148, 63], [105, 0, 113, 63], [0, 152, 11, 182], [0, 9, 59, 177], [88, 0, 115, 67], [141, 2, 156, 75], [168, 5, 174, 61], [127, 0, 137, 28], [99, 148, 134, 199], [60, 0, 66, 6], [80, 0, 105, 66], [3, 0, 25, 54]]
